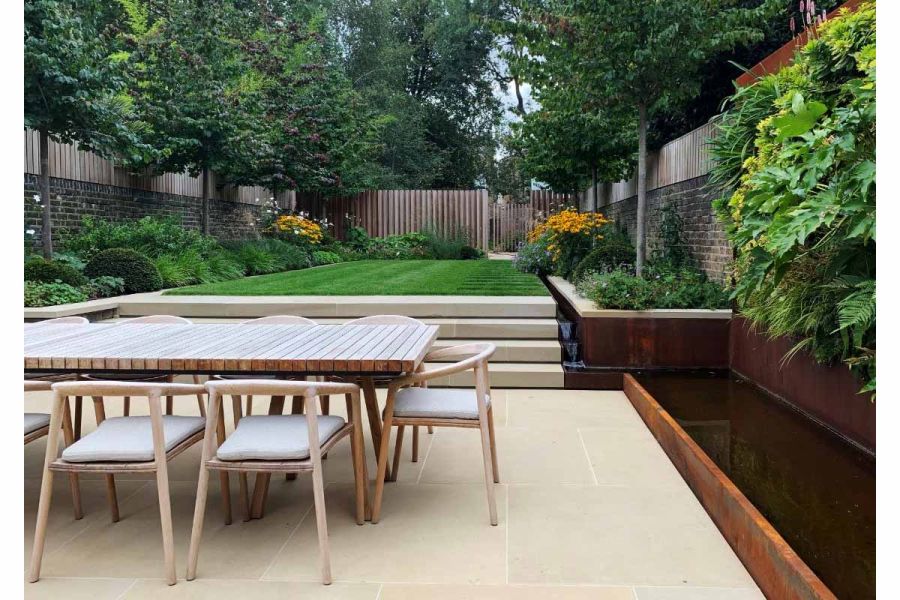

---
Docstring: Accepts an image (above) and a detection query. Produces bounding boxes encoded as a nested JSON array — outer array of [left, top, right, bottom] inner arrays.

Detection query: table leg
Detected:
[[360, 377, 391, 482]]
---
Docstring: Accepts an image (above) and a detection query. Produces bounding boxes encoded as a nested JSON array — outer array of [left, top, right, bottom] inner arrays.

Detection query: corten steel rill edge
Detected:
[[729, 316, 875, 453], [623, 374, 837, 600]]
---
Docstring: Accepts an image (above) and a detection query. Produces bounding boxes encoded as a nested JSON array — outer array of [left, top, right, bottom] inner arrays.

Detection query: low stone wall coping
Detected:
[[547, 276, 733, 320]]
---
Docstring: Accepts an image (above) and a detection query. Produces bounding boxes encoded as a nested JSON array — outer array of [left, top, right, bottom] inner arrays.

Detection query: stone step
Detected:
[[425, 362, 564, 389], [115, 292, 556, 319], [431, 339, 560, 363], [116, 316, 561, 340]]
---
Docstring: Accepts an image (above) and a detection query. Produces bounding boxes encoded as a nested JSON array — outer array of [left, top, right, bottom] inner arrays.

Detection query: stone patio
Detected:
[[24, 386, 763, 599]]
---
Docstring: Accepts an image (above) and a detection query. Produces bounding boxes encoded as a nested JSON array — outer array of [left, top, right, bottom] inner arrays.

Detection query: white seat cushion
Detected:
[[392, 388, 489, 420], [217, 415, 346, 461], [24, 413, 50, 435], [61, 416, 205, 463]]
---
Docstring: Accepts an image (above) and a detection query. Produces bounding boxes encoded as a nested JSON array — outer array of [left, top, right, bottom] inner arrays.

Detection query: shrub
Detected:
[[312, 250, 342, 266], [577, 270, 655, 310], [225, 239, 312, 275], [269, 214, 324, 247], [24, 259, 88, 287], [526, 208, 610, 278], [346, 226, 371, 251], [24, 281, 88, 307], [570, 237, 636, 283], [709, 2, 875, 393], [514, 232, 555, 276], [459, 245, 484, 260], [85, 248, 164, 294], [576, 266, 730, 311], [65, 216, 220, 260], [52, 252, 86, 272], [85, 276, 125, 299]]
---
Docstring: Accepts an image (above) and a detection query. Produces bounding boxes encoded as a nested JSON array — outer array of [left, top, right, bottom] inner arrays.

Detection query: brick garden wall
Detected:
[[596, 175, 731, 282], [24, 174, 264, 248]]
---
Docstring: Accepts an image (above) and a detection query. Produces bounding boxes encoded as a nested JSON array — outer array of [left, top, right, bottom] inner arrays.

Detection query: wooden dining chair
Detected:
[[24, 380, 83, 520], [75, 315, 206, 439], [29, 380, 214, 586], [187, 379, 368, 585], [212, 315, 320, 505], [372, 343, 498, 525], [344, 315, 434, 463]]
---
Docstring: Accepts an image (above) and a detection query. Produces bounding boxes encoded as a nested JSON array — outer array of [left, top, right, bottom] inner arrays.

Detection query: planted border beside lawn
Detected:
[[166, 260, 549, 296]]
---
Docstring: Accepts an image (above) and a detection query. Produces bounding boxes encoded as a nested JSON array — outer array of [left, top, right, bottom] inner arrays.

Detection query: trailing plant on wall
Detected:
[[710, 2, 876, 395]]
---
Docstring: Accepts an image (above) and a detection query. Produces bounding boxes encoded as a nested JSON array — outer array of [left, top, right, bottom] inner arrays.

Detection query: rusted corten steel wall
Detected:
[[729, 317, 875, 453]]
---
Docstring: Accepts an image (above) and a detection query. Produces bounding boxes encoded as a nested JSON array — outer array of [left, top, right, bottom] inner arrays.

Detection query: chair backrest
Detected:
[[240, 315, 318, 325], [424, 342, 496, 365], [346, 315, 424, 326], [205, 379, 357, 404], [122, 315, 193, 325], [32, 316, 89, 326]]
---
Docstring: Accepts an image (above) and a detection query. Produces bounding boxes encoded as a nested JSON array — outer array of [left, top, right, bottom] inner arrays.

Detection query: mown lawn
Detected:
[[166, 259, 549, 296]]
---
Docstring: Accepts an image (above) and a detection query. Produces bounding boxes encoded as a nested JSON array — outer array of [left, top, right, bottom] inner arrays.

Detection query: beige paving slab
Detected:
[[24, 478, 149, 566], [121, 578, 380, 599], [634, 586, 764, 600], [507, 485, 757, 587], [24, 577, 137, 600], [579, 427, 688, 489], [264, 483, 507, 584], [418, 427, 595, 485], [35, 479, 316, 581], [379, 583, 635, 599], [505, 389, 644, 430], [431, 339, 561, 363]]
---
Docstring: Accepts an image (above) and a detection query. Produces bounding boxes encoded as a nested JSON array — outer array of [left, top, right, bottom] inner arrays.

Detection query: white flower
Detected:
[[25, 229, 35, 235]]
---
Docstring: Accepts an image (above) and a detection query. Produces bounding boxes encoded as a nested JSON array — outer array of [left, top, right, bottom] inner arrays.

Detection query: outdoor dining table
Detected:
[[24, 321, 440, 494]]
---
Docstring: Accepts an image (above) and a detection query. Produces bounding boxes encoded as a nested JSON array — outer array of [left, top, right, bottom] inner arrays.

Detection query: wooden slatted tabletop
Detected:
[[24, 323, 439, 376]]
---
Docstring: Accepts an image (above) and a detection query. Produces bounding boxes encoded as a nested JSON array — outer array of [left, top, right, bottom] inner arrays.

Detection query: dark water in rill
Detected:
[[637, 373, 875, 600]]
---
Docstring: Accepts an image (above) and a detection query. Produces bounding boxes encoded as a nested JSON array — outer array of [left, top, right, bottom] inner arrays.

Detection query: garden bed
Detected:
[[547, 276, 731, 387]]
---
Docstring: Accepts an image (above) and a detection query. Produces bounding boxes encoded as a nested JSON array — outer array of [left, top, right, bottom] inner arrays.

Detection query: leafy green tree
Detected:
[[25, 0, 146, 257], [119, 0, 260, 234], [235, 5, 384, 197], [328, 0, 503, 188], [513, 0, 777, 274]]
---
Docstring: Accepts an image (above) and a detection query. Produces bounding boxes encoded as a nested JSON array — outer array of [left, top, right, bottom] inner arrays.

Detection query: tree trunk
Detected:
[[591, 165, 598, 212], [201, 167, 210, 235], [39, 128, 53, 259], [636, 103, 648, 277]]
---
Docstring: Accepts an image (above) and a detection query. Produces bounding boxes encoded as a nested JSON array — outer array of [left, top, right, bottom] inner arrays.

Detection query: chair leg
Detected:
[[428, 426, 434, 434], [61, 399, 82, 520], [306, 395, 332, 585], [29, 392, 66, 583], [123, 396, 131, 416], [475, 369, 498, 526], [148, 397, 177, 586], [488, 406, 499, 484], [73, 396, 82, 440], [194, 375, 206, 417], [371, 387, 397, 524], [411, 426, 420, 463], [187, 392, 221, 581], [93, 396, 119, 522], [216, 406, 232, 526], [231, 395, 251, 522], [391, 425, 404, 482], [286, 395, 304, 481]]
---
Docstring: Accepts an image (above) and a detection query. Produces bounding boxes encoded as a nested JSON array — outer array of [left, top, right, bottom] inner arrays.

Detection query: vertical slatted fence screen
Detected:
[[294, 189, 491, 252]]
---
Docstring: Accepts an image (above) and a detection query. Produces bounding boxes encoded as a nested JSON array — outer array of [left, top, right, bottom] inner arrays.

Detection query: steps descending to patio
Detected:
[[108, 292, 565, 388]]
